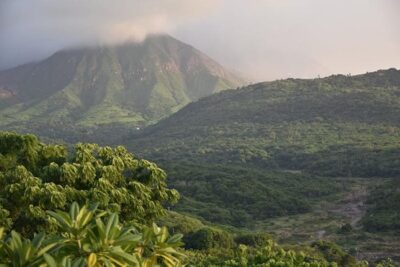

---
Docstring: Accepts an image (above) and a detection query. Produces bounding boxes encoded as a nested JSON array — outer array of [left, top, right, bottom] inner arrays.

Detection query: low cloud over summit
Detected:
[[1, 0, 399, 80], [0, 0, 218, 70]]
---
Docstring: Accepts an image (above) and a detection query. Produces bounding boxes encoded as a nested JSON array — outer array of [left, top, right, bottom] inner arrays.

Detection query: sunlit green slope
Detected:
[[0, 35, 245, 140], [127, 68, 400, 177], [124, 68, 400, 225]]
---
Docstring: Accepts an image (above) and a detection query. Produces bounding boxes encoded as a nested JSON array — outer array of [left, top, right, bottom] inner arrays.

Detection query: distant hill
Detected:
[[126, 68, 400, 176], [0, 35, 245, 142], [124, 68, 400, 225]]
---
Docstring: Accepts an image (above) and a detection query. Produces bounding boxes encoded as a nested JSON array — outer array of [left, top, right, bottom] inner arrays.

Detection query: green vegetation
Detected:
[[0, 132, 377, 266], [186, 240, 368, 267], [2, 67, 400, 264], [127, 68, 400, 178], [1, 207, 369, 267], [0, 132, 179, 235], [158, 162, 337, 227], [123, 69, 400, 227], [363, 178, 400, 232], [0, 202, 185, 266], [238, 177, 400, 265], [0, 35, 245, 142]]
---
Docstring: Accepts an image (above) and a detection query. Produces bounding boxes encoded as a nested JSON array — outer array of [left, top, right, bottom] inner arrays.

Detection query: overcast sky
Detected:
[[0, 0, 399, 81]]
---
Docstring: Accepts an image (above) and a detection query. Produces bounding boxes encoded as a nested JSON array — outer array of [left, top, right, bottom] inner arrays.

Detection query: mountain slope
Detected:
[[0, 35, 245, 141], [123, 68, 400, 225]]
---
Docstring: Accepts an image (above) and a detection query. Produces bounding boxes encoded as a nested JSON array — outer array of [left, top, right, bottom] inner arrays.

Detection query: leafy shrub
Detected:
[[362, 179, 400, 232], [234, 232, 272, 247], [312, 241, 359, 267], [338, 223, 353, 234], [188, 240, 369, 267], [0, 202, 185, 266], [0, 132, 179, 236], [184, 227, 234, 250]]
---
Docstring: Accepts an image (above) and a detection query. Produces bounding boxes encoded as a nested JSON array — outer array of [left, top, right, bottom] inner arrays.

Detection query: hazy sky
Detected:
[[1, 0, 399, 81]]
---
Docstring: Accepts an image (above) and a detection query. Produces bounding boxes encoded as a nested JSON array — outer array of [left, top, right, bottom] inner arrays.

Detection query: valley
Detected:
[[259, 178, 400, 263], [1, 2, 399, 265], [123, 69, 400, 222], [121, 69, 400, 264], [0, 35, 399, 265]]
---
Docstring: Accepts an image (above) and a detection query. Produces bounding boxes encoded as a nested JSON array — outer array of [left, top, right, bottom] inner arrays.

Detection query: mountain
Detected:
[[123, 68, 400, 226], [0, 35, 246, 141]]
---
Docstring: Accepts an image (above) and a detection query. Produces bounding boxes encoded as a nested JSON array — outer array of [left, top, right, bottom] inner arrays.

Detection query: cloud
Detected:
[[174, 0, 400, 80], [0, 0, 399, 80], [0, 0, 219, 70]]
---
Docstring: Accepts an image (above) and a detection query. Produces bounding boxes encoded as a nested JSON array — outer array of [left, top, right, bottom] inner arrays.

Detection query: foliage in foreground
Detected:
[[0, 132, 179, 236], [186, 240, 371, 267], [0, 202, 377, 267], [0, 202, 185, 267]]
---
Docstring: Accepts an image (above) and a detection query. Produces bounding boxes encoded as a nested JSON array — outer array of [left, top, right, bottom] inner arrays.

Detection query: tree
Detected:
[[0, 132, 179, 236], [183, 227, 234, 250]]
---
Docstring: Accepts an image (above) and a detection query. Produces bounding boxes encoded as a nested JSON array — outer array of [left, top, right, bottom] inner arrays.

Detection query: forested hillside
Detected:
[[2, 68, 400, 264], [0, 35, 245, 143], [1, 0, 399, 265], [124, 68, 400, 226], [0, 132, 374, 266]]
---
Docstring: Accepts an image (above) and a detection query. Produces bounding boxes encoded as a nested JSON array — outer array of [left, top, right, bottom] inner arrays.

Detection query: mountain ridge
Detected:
[[0, 34, 246, 141]]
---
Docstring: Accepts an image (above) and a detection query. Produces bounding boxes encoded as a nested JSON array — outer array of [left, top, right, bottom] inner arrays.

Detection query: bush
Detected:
[[338, 223, 353, 234], [0, 132, 179, 236], [234, 232, 272, 247], [312, 240, 359, 267], [184, 227, 234, 250]]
